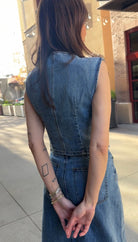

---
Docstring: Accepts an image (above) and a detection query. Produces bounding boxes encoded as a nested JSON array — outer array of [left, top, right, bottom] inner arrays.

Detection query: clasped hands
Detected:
[[53, 196, 95, 239]]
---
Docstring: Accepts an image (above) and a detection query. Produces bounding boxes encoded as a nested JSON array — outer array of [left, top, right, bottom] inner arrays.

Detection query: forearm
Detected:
[[84, 146, 108, 208], [29, 140, 59, 195], [24, 93, 61, 197]]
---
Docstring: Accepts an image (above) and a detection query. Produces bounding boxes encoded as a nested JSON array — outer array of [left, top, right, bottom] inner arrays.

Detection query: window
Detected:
[[129, 31, 138, 52]]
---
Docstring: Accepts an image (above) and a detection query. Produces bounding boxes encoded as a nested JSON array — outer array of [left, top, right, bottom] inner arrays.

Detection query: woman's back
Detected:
[[25, 0, 126, 240], [25, 52, 126, 242], [26, 52, 103, 156]]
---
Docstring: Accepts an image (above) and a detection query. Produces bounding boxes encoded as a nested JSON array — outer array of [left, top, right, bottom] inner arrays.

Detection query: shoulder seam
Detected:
[[86, 57, 103, 100]]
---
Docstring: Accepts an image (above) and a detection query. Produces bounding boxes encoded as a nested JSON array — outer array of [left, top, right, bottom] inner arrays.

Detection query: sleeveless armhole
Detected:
[[93, 57, 104, 95], [25, 72, 32, 101], [87, 57, 104, 100], [25, 68, 38, 106]]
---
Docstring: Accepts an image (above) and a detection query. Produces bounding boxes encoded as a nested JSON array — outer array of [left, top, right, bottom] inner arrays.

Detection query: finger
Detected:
[[79, 225, 89, 237], [73, 226, 76, 231], [81, 225, 84, 231], [73, 224, 82, 239], [66, 217, 77, 238]]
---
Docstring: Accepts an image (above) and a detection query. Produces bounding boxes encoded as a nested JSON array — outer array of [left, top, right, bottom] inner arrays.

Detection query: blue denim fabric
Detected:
[[26, 52, 103, 156], [42, 151, 126, 242], [26, 52, 126, 241]]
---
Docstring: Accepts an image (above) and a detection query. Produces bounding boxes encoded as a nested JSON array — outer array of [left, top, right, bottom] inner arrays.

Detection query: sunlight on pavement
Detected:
[[0, 116, 138, 240]]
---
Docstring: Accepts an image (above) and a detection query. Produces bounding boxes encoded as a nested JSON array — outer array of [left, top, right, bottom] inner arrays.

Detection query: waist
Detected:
[[50, 147, 90, 157], [50, 145, 111, 158]]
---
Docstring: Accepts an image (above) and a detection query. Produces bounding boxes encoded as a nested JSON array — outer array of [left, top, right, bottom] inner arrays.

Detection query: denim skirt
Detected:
[[42, 150, 126, 242]]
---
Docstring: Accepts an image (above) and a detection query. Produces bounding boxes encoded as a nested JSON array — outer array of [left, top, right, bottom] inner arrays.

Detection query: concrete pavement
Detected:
[[0, 116, 138, 242]]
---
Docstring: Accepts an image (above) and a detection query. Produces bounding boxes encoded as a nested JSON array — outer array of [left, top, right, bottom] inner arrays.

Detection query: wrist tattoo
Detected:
[[52, 177, 57, 183], [41, 163, 49, 177]]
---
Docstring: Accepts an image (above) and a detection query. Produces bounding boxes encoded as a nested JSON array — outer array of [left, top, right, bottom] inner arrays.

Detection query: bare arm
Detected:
[[24, 92, 75, 231], [24, 92, 59, 194], [66, 60, 111, 238], [84, 60, 111, 207]]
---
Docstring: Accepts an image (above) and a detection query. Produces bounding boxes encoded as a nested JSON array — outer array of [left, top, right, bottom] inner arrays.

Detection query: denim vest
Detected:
[[26, 52, 103, 156]]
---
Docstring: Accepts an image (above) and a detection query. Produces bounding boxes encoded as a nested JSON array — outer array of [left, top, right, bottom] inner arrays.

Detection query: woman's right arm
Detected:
[[65, 60, 111, 238], [24, 92, 75, 232]]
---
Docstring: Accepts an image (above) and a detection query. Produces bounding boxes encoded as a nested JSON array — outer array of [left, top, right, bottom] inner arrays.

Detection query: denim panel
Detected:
[[25, 52, 103, 156], [42, 150, 126, 242]]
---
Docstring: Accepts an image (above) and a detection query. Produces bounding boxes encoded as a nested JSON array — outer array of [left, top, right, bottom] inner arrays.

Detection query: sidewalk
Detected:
[[0, 116, 138, 242]]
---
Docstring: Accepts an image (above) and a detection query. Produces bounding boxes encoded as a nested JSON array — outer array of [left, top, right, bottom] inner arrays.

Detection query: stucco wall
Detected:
[[17, 0, 36, 42], [23, 29, 37, 74], [84, 0, 105, 56], [100, 10, 115, 91], [84, 1, 115, 91]]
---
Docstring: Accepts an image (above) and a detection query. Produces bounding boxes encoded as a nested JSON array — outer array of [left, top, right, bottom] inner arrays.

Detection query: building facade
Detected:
[[110, 11, 138, 123], [17, 0, 138, 123], [17, 0, 37, 73]]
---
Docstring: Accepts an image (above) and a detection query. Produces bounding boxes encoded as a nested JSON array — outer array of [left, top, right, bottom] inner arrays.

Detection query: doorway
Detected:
[[125, 26, 138, 123]]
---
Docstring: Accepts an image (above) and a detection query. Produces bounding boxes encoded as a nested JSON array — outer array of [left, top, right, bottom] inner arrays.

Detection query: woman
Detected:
[[25, 0, 126, 241]]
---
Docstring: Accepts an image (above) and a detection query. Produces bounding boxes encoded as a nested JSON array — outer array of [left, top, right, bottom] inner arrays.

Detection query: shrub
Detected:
[[111, 90, 116, 100]]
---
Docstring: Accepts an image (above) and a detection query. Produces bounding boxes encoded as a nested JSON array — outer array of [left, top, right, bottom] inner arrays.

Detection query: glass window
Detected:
[[129, 31, 138, 52], [131, 60, 138, 80], [134, 102, 138, 121], [133, 81, 138, 100]]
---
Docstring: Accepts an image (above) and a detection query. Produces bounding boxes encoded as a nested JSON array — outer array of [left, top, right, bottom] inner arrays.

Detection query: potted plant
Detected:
[[0, 105, 3, 115], [2, 101, 14, 116], [0, 98, 4, 115], [13, 103, 25, 117], [110, 90, 117, 129]]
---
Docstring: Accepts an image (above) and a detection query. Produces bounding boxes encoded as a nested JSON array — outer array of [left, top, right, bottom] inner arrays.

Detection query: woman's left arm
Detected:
[[24, 92, 75, 231]]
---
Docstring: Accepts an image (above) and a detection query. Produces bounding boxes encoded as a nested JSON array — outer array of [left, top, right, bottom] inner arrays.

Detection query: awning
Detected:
[[97, 0, 138, 12], [8, 77, 19, 86]]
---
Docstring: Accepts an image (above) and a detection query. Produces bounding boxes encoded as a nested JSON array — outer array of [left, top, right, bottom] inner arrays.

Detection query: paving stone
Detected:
[[119, 173, 138, 234], [30, 211, 42, 231], [0, 217, 41, 242], [0, 184, 25, 227]]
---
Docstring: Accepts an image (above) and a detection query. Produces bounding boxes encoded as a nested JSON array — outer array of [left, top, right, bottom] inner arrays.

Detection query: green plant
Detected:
[[2, 101, 12, 106], [3, 100, 11, 104], [14, 103, 24, 106], [2, 104, 12, 106], [111, 90, 116, 100]]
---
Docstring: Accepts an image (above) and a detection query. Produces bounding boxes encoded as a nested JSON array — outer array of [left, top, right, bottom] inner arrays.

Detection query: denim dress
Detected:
[[26, 52, 126, 242]]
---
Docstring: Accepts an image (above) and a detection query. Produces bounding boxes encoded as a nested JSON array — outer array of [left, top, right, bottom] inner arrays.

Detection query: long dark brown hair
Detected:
[[32, 0, 96, 109]]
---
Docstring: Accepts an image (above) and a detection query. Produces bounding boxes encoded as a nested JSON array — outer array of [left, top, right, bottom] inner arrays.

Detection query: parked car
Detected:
[[15, 96, 24, 104]]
